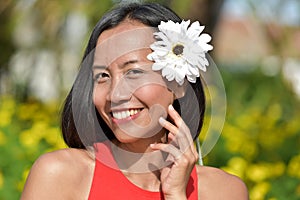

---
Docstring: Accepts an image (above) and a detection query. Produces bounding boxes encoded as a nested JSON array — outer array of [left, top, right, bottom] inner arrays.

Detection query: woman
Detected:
[[21, 2, 248, 199]]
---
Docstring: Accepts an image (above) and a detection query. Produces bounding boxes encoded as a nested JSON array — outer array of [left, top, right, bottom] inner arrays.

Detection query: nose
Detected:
[[107, 76, 132, 103]]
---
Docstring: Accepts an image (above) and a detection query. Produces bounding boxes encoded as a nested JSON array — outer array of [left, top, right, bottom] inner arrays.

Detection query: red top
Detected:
[[88, 143, 198, 200]]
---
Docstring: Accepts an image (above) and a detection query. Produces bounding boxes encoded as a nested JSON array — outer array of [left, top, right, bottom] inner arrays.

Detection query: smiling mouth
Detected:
[[111, 108, 143, 120]]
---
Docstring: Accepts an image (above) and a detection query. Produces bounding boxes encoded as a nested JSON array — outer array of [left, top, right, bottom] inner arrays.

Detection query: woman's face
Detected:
[[92, 20, 174, 143]]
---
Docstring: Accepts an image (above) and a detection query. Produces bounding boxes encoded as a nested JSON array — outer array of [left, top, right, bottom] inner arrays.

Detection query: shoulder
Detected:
[[196, 165, 249, 200], [32, 148, 95, 177], [21, 148, 95, 200]]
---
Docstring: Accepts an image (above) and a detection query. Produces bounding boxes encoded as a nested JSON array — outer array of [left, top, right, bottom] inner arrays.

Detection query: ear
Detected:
[[167, 80, 187, 99]]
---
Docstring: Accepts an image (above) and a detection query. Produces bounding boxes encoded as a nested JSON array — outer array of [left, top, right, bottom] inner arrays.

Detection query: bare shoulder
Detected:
[[196, 165, 249, 200], [21, 148, 95, 200]]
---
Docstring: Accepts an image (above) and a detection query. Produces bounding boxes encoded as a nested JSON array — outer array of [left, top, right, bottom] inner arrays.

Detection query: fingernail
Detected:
[[168, 104, 174, 110], [159, 117, 166, 125]]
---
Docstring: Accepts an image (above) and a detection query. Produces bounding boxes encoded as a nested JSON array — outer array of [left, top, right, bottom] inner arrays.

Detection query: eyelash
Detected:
[[126, 69, 144, 76], [94, 68, 145, 83], [94, 72, 110, 83]]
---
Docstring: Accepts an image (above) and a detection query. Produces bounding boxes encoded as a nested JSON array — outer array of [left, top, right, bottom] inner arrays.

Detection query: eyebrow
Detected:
[[93, 65, 107, 70], [122, 59, 139, 67], [93, 60, 140, 69], [92, 59, 141, 71]]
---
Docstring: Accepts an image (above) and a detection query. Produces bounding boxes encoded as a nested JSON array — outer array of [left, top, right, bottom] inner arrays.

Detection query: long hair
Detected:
[[61, 2, 205, 148]]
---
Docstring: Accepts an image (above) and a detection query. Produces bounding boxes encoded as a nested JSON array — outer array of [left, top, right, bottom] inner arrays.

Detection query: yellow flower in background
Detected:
[[223, 157, 248, 178], [222, 123, 258, 160], [270, 162, 285, 177], [239, 141, 258, 160], [265, 103, 282, 127], [285, 118, 300, 137], [17, 168, 30, 192], [287, 154, 300, 178], [17, 102, 40, 120], [19, 121, 49, 147], [44, 127, 66, 149], [19, 119, 65, 152], [222, 124, 245, 152], [235, 109, 257, 130], [250, 182, 270, 200], [246, 163, 270, 182], [246, 162, 286, 182], [0, 110, 12, 127]]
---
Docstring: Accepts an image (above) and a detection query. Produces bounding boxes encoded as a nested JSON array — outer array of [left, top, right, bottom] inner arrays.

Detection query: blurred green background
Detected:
[[0, 0, 300, 199]]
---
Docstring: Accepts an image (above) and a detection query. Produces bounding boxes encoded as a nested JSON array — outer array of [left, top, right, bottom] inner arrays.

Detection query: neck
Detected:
[[113, 129, 167, 153], [110, 130, 168, 173]]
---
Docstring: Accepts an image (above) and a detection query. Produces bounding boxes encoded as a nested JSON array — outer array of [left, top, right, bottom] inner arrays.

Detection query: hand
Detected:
[[150, 104, 199, 200]]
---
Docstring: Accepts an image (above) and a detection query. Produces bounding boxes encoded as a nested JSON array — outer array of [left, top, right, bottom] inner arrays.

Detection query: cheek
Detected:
[[135, 85, 174, 107], [93, 85, 106, 109]]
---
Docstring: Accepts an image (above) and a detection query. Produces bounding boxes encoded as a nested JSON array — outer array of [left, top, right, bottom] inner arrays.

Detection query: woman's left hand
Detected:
[[150, 104, 199, 200]]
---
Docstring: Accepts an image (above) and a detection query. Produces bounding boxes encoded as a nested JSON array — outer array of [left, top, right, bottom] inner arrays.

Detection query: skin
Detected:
[[21, 20, 249, 200]]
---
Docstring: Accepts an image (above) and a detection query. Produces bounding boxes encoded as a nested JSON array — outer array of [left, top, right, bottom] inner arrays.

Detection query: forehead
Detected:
[[94, 21, 155, 66]]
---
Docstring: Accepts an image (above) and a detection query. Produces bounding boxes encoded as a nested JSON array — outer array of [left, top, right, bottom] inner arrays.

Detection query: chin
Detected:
[[115, 134, 140, 144]]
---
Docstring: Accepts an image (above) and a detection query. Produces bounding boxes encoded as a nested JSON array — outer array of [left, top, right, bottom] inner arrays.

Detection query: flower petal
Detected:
[[187, 74, 197, 83], [150, 46, 169, 56], [152, 62, 165, 71], [162, 67, 175, 81], [175, 71, 185, 85], [198, 34, 213, 51], [186, 21, 205, 39], [199, 33, 212, 43], [187, 64, 199, 75]]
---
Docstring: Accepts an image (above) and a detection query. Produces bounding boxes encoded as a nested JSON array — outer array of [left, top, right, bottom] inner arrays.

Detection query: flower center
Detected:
[[172, 44, 184, 56]]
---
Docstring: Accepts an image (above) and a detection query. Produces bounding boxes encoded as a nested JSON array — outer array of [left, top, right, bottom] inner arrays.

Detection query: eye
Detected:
[[94, 72, 110, 83], [125, 69, 145, 78]]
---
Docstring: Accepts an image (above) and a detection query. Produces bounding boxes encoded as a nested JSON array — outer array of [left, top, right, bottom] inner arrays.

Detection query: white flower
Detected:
[[147, 20, 213, 85]]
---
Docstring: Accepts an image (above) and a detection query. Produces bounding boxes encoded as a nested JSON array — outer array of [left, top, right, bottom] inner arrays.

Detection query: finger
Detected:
[[163, 122, 192, 155], [150, 143, 182, 162], [167, 131, 176, 141], [167, 104, 186, 130], [167, 105, 198, 159], [160, 105, 198, 161], [160, 117, 190, 152], [168, 105, 193, 143], [150, 143, 198, 168], [159, 117, 178, 136], [159, 114, 188, 143]]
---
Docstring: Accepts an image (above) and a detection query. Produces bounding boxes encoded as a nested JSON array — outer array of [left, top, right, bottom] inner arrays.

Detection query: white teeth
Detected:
[[121, 111, 125, 118], [130, 110, 134, 115], [116, 112, 121, 119], [112, 109, 140, 120]]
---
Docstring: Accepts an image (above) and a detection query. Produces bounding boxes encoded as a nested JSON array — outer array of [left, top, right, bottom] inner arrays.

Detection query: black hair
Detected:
[[61, 2, 205, 149]]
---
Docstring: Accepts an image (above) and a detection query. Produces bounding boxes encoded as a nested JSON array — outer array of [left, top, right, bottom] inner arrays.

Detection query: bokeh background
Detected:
[[0, 0, 300, 199]]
